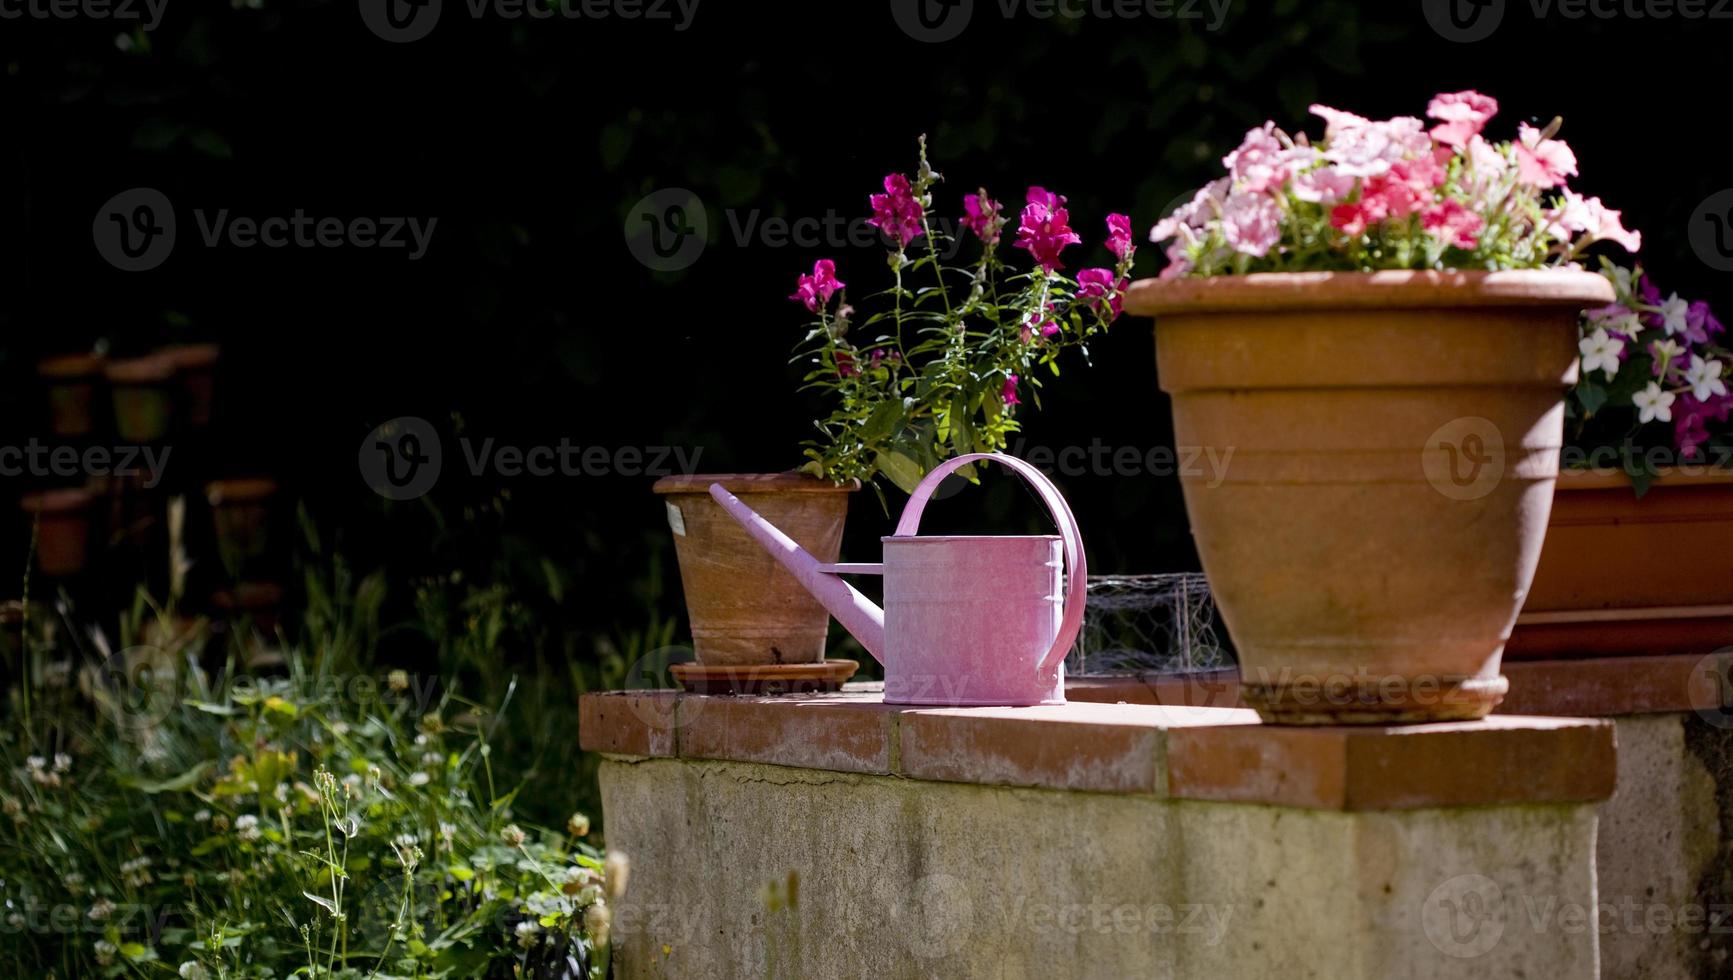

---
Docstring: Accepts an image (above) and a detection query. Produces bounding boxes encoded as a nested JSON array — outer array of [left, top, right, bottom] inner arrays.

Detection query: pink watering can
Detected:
[[707, 452, 1086, 706]]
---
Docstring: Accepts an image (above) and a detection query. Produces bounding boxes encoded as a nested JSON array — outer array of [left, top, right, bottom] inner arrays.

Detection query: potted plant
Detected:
[[1509, 263, 1732, 657], [1129, 92, 1635, 724], [105, 354, 178, 443], [20, 488, 94, 578], [660, 138, 1134, 673], [35, 352, 106, 440]]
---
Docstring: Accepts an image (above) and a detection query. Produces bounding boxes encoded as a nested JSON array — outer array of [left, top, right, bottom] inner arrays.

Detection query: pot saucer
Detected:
[[670, 659, 859, 696]]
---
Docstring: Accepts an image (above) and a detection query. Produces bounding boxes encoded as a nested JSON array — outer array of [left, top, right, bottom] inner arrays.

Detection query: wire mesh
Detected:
[[1068, 573, 1229, 676]]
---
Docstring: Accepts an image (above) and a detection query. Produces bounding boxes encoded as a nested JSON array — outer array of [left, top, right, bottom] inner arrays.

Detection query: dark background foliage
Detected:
[[1, 0, 1728, 750]]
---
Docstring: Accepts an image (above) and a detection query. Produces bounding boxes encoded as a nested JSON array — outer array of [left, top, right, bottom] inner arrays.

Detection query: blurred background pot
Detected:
[[20, 487, 94, 578], [105, 355, 178, 443], [207, 477, 278, 575], [653, 473, 855, 666], [1127, 269, 1613, 725], [36, 353, 106, 439], [1509, 466, 1733, 658], [160, 343, 220, 429]]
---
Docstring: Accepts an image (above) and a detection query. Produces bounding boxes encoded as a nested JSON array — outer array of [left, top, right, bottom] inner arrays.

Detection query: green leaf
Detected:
[[1575, 381, 1607, 416], [876, 451, 924, 494], [120, 761, 211, 794], [859, 399, 904, 445]]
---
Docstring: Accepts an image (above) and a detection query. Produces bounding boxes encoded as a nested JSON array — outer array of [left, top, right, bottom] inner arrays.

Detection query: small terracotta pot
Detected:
[[213, 580, 286, 634], [20, 488, 94, 578], [1127, 269, 1613, 724], [106, 355, 178, 443], [207, 477, 278, 570], [36, 353, 106, 439], [653, 473, 856, 666], [1509, 466, 1733, 658], [159, 344, 219, 429]]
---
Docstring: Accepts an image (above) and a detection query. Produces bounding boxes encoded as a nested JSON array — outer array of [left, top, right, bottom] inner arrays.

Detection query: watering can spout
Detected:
[[707, 484, 888, 661]]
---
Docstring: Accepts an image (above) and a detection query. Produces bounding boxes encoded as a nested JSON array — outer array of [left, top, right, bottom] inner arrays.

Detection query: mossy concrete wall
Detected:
[[599, 757, 1599, 980]]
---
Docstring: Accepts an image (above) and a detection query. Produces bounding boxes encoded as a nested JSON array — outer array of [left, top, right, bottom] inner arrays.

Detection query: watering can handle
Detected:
[[895, 452, 1087, 675]]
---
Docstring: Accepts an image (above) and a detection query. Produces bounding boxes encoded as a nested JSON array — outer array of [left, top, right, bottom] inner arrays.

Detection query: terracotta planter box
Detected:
[[1127, 269, 1612, 725], [653, 473, 855, 667], [1509, 466, 1733, 658]]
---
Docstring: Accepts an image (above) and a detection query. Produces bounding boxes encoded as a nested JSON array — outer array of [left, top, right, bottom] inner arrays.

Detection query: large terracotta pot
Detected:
[[1509, 466, 1733, 658], [653, 473, 855, 666], [1126, 270, 1613, 724], [20, 488, 94, 578], [36, 353, 106, 439], [105, 355, 178, 443]]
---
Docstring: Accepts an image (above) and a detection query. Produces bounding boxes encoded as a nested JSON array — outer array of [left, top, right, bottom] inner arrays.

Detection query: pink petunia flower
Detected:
[[1309, 105, 1430, 179], [1421, 199, 1484, 249], [1014, 186, 1083, 272], [1002, 374, 1021, 406], [1075, 267, 1126, 320], [1291, 166, 1356, 205], [1220, 192, 1282, 257], [868, 174, 925, 249], [1548, 190, 1641, 253], [789, 259, 846, 314], [1514, 124, 1579, 189], [1105, 213, 1135, 261], [1425, 90, 1499, 148], [962, 192, 1004, 247]]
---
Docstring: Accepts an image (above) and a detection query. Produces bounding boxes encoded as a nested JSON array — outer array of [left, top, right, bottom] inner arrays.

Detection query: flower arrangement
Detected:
[[791, 138, 1135, 493], [1150, 91, 1640, 276], [1570, 260, 1731, 479]]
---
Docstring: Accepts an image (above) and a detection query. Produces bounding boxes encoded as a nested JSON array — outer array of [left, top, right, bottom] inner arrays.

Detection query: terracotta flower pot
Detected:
[[207, 477, 278, 572], [653, 473, 856, 666], [160, 344, 220, 429], [1509, 466, 1733, 658], [1126, 269, 1613, 724], [36, 353, 106, 439], [105, 355, 178, 443], [20, 487, 95, 578]]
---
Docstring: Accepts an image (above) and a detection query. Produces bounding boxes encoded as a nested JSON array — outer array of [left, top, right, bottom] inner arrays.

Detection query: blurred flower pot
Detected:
[[160, 343, 220, 429], [207, 478, 278, 576], [36, 353, 106, 439], [653, 473, 855, 666], [213, 581, 286, 634], [105, 355, 178, 443], [1127, 269, 1612, 724], [1509, 466, 1733, 658], [20, 487, 94, 578]]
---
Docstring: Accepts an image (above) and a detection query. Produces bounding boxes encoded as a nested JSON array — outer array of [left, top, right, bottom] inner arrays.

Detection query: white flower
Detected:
[[193, 809, 211, 823], [1591, 307, 1644, 337], [407, 772, 431, 787], [5, 913, 23, 929], [500, 824, 526, 847], [88, 899, 116, 922], [179, 962, 209, 980], [95, 941, 118, 966], [1579, 328, 1624, 380], [25, 756, 45, 771], [515, 920, 542, 949], [567, 813, 591, 837], [1606, 265, 1635, 297], [1659, 294, 1692, 336], [52, 754, 72, 773], [1649, 338, 1686, 375], [1685, 355, 1728, 402], [234, 814, 262, 843], [1633, 382, 1676, 424]]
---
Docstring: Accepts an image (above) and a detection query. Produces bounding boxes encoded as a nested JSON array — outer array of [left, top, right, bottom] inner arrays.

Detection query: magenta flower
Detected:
[[1075, 267, 1125, 320], [1020, 303, 1060, 342], [1013, 186, 1082, 272], [1001, 374, 1021, 406], [1105, 213, 1135, 262], [1688, 300, 1724, 341], [789, 259, 846, 314], [868, 174, 925, 250], [962, 192, 1004, 246], [835, 351, 858, 378], [1425, 90, 1498, 148]]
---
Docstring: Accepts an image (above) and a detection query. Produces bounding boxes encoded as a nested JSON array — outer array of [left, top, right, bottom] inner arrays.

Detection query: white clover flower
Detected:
[[235, 814, 262, 843], [193, 809, 212, 823], [500, 824, 526, 847], [515, 920, 541, 949], [179, 962, 209, 980], [24, 755, 44, 771], [64, 871, 86, 895], [52, 754, 72, 773], [2, 797, 20, 817], [5, 913, 23, 929], [1578, 329, 1624, 380], [88, 898, 116, 921], [1685, 355, 1728, 402], [421, 752, 443, 768], [567, 813, 590, 837], [1634, 382, 1676, 424], [407, 772, 431, 787], [94, 941, 118, 966]]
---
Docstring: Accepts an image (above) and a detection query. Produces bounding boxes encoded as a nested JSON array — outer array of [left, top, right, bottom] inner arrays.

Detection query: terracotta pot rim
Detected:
[[20, 488, 94, 513], [1557, 464, 1733, 491], [36, 353, 106, 379], [653, 472, 859, 494], [1125, 269, 1614, 317], [207, 477, 279, 504], [105, 355, 179, 384], [159, 343, 220, 369]]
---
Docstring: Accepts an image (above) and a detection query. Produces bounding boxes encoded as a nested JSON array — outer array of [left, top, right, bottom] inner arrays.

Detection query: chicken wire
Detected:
[[1067, 573, 1229, 676]]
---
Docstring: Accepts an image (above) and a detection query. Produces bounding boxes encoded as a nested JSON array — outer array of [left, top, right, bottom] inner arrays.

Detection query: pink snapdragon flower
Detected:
[[789, 259, 846, 314], [1426, 90, 1499, 148], [1514, 123, 1579, 189], [868, 174, 925, 249], [1076, 267, 1125, 320], [835, 351, 858, 378], [962, 192, 1004, 246], [1014, 187, 1083, 272], [1105, 213, 1135, 262], [1002, 374, 1021, 406], [1020, 303, 1060, 342]]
